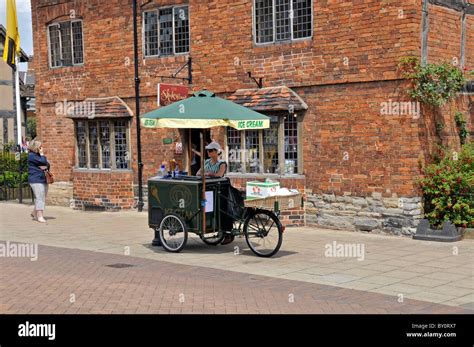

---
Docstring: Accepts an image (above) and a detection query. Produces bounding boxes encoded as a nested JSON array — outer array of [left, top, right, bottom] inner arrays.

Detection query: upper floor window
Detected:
[[48, 20, 84, 68], [143, 6, 190, 57], [254, 0, 312, 44]]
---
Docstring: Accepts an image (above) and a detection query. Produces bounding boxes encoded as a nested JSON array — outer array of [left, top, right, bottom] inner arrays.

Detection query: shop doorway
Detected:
[[187, 129, 211, 175]]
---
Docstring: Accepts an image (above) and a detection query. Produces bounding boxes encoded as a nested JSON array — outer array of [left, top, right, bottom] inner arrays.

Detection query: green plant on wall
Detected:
[[27, 118, 37, 139], [418, 143, 474, 228], [398, 56, 466, 107], [454, 111, 468, 145]]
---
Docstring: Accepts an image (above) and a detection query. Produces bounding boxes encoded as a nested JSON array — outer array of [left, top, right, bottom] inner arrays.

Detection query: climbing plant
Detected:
[[398, 56, 466, 107], [454, 111, 468, 145]]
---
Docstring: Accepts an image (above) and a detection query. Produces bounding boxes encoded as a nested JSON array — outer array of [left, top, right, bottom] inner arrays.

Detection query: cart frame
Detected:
[[150, 178, 286, 257]]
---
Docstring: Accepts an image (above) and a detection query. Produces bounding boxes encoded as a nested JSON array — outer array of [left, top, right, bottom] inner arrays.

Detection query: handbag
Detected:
[[45, 169, 55, 184]]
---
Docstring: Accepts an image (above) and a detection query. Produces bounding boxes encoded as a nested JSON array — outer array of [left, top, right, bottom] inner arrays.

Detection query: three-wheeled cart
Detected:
[[148, 175, 287, 257], [142, 90, 293, 257]]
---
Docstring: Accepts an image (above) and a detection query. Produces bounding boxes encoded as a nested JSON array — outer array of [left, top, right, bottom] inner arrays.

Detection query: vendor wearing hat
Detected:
[[196, 141, 234, 245], [196, 141, 227, 178]]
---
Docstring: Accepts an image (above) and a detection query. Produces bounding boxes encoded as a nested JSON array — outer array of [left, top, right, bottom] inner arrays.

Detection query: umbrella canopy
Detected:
[[141, 90, 270, 130]]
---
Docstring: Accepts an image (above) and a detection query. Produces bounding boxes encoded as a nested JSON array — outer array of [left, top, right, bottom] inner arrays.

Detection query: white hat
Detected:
[[205, 142, 222, 151]]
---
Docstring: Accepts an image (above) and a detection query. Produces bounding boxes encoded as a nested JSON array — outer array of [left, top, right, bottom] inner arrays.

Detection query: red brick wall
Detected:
[[466, 16, 474, 71], [212, 80, 431, 199], [425, 3, 474, 76], [33, 0, 461, 210], [299, 81, 426, 197], [32, 0, 421, 103], [427, 4, 463, 65], [35, 104, 76, 182], [72, 170, 135, 209]]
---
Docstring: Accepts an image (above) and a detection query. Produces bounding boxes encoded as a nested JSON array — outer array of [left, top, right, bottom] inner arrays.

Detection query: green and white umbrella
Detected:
[[141, 90, 270, 130]]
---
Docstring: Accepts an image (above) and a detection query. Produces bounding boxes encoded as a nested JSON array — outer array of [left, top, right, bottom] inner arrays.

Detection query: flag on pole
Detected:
[[3, 0, 21, 68]]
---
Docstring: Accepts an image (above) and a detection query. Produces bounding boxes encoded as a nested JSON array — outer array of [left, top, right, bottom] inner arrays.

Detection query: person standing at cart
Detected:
[[196, 142, 227, 178], [196, 142, 234, 245]]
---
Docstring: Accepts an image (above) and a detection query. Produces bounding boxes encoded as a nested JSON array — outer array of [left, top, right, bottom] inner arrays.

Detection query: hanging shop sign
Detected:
[[158, 84, 189, 107]]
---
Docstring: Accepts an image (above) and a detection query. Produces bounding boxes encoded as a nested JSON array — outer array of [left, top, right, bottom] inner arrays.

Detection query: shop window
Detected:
[[226, 114, 301, 175], [263, 116, 279, 173], [254, 0, 312, 44], [75, 120, 130, 169], [48, 20, 84, 68], [143, 6, 190, 57]]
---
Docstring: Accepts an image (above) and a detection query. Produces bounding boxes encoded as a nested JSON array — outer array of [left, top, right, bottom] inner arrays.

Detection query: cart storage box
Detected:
[[246, 181, 280, 199], [148, 176, 230, 233]]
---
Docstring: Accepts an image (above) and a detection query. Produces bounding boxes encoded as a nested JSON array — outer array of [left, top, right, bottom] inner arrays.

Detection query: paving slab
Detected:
[[1, 201, 473, 308]]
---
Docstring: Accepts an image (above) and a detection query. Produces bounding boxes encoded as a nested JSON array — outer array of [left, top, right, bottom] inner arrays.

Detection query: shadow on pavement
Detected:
[[141, 240, 297, 258]]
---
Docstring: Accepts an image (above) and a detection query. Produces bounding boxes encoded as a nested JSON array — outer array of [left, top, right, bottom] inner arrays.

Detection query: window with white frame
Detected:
[[75, 119, 131, 169], [48, 20, 83, 68], [143, 6, 190, 57], [226, 114, 301, 175], [254, 0, 312, 44]]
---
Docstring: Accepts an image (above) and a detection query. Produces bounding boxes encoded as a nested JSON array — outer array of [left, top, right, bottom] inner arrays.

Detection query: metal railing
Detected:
[[0, 147, 33, 203]]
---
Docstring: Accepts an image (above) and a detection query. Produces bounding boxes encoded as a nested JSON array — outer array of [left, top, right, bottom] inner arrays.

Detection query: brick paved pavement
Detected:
[[1, 244, 472, 314], [1, 202, 473, 310]]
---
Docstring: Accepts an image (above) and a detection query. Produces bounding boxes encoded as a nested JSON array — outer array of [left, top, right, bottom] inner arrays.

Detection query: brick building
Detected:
[[31, 0, 473, 233]]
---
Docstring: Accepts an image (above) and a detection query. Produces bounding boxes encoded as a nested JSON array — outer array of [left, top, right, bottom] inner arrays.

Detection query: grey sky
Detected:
[[0, 0, 33, 71]]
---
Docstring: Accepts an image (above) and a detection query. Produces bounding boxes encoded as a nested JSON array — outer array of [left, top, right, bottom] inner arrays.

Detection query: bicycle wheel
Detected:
[[243, 209, 283, 257], [158, 213, 188, 253]]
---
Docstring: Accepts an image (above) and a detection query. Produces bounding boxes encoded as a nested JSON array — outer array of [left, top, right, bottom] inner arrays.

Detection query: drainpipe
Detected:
[[460, 0, 468, 70], [133, 0, 144, 212], [421, 0, 429, 66]]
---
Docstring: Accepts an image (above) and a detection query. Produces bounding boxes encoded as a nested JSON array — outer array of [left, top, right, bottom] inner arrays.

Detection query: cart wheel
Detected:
[[243, 209, 283, 257], [200, 231, 225, 245], [158, 213, 188, 253]]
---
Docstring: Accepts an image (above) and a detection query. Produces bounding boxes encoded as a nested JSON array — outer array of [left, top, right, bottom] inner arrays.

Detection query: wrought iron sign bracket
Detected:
[[156, 57, 193, 84], [247, 71, 263, 89]]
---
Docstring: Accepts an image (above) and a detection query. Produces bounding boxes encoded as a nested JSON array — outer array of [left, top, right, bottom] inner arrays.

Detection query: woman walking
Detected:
[[28, 139, 49, 223]]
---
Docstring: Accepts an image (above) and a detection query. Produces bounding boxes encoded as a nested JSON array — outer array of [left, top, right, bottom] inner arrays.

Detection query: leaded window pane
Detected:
[[174, 6, 190, 54]]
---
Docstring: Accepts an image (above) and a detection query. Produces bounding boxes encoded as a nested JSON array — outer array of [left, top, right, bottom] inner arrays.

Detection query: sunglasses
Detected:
[[206, 149, 216, 152]]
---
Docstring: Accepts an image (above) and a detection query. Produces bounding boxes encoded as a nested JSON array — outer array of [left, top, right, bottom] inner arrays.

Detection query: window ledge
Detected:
[[73, 168, 133, 173], [144, 53, 189, 60], [226, 173, 305, 180], [253, 37, 312, 49], [49, 63, 84, 70]]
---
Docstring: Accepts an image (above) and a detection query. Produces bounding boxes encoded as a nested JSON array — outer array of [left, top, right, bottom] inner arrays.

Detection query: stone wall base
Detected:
[[46, 182, 74, 207], [134, 186, 422, 234], [133, 184, 148, 210], [306, 192, 423, 236]]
